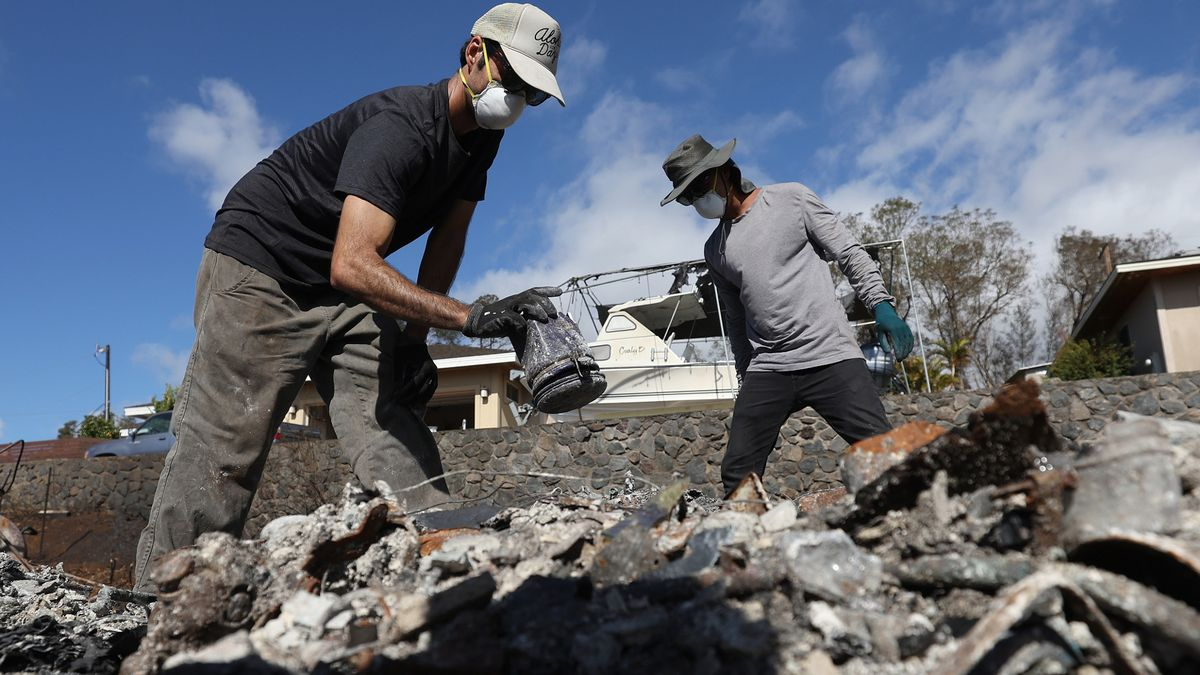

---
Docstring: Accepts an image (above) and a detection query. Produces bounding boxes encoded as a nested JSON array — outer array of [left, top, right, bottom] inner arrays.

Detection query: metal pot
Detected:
[[512, 314, 607, 414]]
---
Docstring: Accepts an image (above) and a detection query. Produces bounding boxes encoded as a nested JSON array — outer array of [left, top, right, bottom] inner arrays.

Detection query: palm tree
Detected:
[[904, 355, 960, 393], [932, 338, 971, 389]]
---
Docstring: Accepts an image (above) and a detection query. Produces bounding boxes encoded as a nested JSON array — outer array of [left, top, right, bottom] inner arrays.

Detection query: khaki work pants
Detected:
[[133, 250, 448, 591]]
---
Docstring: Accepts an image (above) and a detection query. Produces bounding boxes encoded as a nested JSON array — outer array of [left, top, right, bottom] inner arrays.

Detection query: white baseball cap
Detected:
[[472, 3, 565, 106]]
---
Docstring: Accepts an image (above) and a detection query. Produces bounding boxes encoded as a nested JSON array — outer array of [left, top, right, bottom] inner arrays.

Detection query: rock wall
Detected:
[[4, 372, 1199, 538]]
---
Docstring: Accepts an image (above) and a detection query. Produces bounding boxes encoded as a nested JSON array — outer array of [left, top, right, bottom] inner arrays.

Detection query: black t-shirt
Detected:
[[205, 79, 503, 289]]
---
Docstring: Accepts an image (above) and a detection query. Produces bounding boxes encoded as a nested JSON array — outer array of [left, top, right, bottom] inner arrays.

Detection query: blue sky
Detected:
[[1, 0, 1197, 442]]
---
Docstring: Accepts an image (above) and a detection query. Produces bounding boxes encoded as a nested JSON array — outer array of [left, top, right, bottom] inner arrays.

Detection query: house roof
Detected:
[[433, 351, 522, 369], [427, 343, 508, 359], [1072, 252, 1200, 340], [0, 437, 102, 463], [427, 342, 520, 369]]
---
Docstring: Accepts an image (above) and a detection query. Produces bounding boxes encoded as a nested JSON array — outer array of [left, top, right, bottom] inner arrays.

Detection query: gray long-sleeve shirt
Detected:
[[704, 182, 894, 374]]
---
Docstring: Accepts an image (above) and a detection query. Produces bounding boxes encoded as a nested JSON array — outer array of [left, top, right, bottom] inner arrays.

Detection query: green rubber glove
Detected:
[[874, 302, 913, 360]]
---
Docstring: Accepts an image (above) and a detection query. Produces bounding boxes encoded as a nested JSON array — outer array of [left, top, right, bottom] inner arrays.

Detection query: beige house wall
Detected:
[[434, 366, 525, 429], [1114, 283, 1165, 374], [1157, 270, 1200, 372], [283, 359, 527, 434]]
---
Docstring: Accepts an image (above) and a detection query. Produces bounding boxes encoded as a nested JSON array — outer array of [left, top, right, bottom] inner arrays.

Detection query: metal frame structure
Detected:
[[557, 237, 932, 394]]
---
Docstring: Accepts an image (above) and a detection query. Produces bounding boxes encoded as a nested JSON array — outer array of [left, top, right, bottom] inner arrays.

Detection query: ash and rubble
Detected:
[[3, 381, 1200, 674]]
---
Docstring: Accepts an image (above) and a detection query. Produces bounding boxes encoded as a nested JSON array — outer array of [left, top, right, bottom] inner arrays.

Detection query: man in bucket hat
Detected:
[[661, 135, 913, 496], [133, 3, 566, 593]]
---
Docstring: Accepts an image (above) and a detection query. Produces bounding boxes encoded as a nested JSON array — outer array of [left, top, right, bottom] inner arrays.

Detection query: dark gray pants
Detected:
[[721, 359, 891, 495], [134, 250, 448, 591]]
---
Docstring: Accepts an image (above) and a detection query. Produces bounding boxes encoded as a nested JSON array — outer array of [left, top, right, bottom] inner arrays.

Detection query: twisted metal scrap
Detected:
[[935, 566, 1146, 675], [937, 558, 1200, 675]]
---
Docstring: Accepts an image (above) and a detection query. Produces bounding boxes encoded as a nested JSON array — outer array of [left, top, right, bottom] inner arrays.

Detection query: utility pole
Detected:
[[97, 344, 111, 422]]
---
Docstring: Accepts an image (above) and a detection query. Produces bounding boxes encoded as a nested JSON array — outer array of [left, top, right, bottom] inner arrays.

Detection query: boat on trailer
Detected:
[[542, 260, 739, 422], [527, 239, 929, 423]]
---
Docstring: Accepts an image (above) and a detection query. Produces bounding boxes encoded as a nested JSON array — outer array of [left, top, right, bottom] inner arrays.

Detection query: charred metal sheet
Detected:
[[842, 421, 947, 495], [302, 502, 390, 592], [646, 527, 729, 580], [590, 520, 665, 586], [1069, 531, 1200, 611], [724, 472, 769, 514], [851, 380, 1050, 523], [590, 481, 687, 586], [1061, 420, 1182, 547], [888, 554, 1036, 592], [1053, 562, 1200, 663], [934, 568, 1147, 675], [412, 503, 503, 532]]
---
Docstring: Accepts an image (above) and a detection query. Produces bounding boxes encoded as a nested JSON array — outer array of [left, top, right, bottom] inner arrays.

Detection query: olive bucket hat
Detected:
[[660, 134, 736, 206]]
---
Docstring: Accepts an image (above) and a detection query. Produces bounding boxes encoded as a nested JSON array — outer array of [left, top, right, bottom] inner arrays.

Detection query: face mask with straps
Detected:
[[459, 41, 527, 130]]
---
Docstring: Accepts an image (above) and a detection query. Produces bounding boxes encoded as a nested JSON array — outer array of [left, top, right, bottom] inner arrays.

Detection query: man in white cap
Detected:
[[661, 135, 914, 497], [134, 3, 566, 592]]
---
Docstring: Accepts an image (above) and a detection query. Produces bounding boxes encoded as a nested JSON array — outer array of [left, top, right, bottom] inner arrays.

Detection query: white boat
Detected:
[[544, 261, 739, 422], [537, 240, 931, 423]]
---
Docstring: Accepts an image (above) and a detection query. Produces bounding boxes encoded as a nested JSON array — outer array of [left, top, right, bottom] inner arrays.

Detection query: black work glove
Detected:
[[394, 342, 438, 409], [462, 286, 562, 339]]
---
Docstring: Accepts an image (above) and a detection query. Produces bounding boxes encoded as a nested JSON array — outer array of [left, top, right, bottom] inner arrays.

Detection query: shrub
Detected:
[[79, 414, 120, 439], [1047, 338, 1132, 381]]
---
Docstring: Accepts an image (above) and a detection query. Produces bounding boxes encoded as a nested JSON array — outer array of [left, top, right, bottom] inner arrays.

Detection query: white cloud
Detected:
[[458, 92, 716, 311], [169, 314, 193, 331], [149, 78, 280, 211], [132, 343, 189, 388], [655, 67, 698, 94], [727, 110, 804, 161], [558, 36, 607, 101], [738, 0, 798, 50], [829, 16, 887, 103], [825, 16, 1200, 256], [0, 418, 6, 442]]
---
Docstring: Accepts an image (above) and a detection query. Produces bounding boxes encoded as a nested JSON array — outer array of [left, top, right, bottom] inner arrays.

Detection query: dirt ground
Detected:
[[6, 510, 144, 588]]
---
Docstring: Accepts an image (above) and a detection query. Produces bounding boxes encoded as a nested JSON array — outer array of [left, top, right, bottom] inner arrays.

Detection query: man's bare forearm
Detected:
[[404, 200, 474, 341], [330, 195, 473, 334], [337, 254, 471, 330]]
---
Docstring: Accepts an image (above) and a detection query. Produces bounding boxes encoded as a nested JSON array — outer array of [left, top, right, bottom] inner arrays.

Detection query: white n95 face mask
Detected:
[[471, 82, 526, 130], [459, 44, 527, 130], [693, 191, 727, 219]]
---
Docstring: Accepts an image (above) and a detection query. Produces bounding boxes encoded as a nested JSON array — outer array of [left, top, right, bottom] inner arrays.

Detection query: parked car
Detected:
[[85, 411, 320, 458], [85, 411, 174, 458], [275, 422, 323, 443]]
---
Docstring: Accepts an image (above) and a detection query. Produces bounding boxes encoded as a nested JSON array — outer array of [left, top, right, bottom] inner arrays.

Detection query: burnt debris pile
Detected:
[[4, 380, 1200, 674]]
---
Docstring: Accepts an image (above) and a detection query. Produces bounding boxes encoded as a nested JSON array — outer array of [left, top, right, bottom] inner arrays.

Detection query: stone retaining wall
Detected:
[[4, 372, 1199, 538]]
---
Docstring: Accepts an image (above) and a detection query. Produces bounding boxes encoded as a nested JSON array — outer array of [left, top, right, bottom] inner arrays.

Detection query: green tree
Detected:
[[907, 207, 1033, 387], [57, 420, 78, 438], [975, 301, 1045, 388], [428, 327, 464, 345], [931, 338, 971, 389], [1042, 227, 1176, 352], [1047, 338, 1133, 381], [79, 414, 120, 439], [150, 383, 178, 412], [902, 355, 959, 393]]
